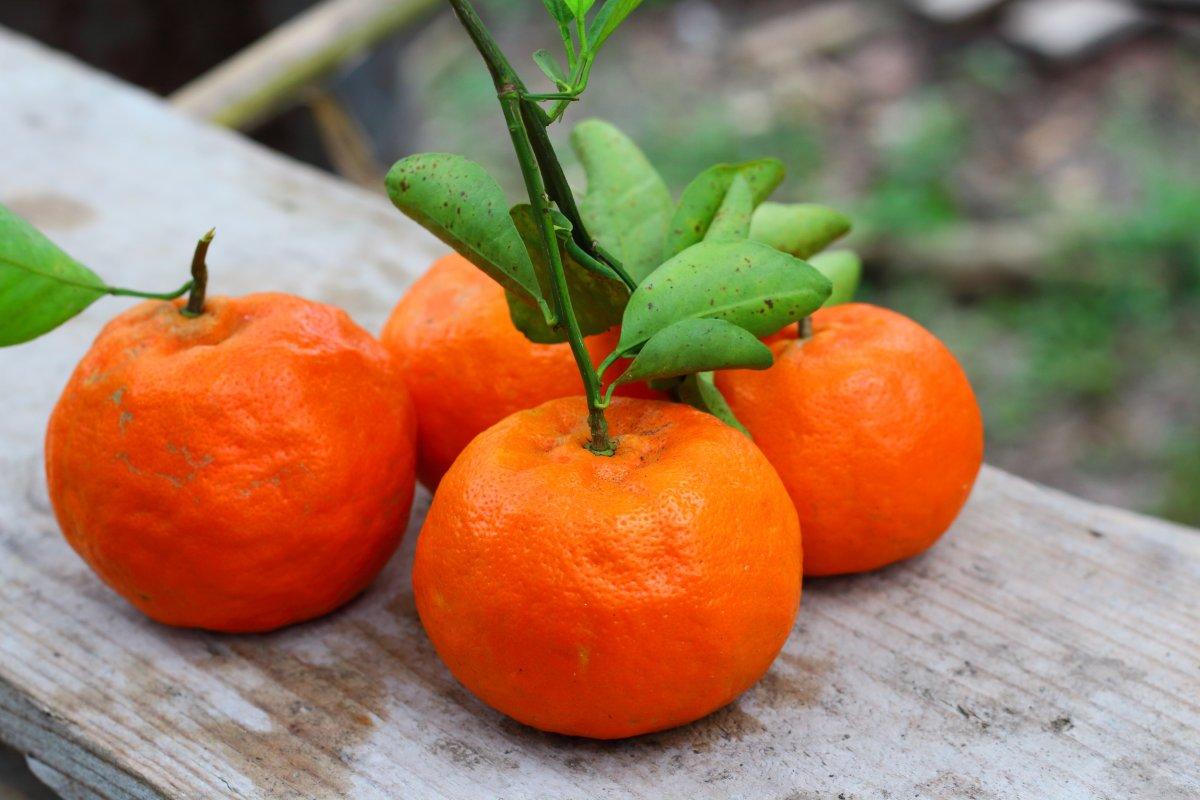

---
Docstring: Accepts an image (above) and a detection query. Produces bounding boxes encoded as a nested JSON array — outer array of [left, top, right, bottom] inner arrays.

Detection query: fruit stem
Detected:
[[446, 0, 614, 456], [181, 229, 215, 317], [798, 316, 813, 340]]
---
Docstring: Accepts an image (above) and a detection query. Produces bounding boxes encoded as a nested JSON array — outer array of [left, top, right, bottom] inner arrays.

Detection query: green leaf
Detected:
[[810, 249, 862, 307], [616, 318, 771, 386], [505, 204, 629, 343], [0, 203, 107, 346], [571, 119, 673, 284], [588, 0, 643, 51], [533, 49, 569, 88], [663, 159, 785, 259], [541, 0, 575, 24], [749, 202, 852, 259], [704, 173, 755, 241], [617, 239, 831, 353], [565, 0, 596, 19], [676, 372, 749, 435], [386, 153, 549, 320]]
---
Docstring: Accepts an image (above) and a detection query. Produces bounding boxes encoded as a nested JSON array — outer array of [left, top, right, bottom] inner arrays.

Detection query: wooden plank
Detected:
[[1, 27, 1198, 800]]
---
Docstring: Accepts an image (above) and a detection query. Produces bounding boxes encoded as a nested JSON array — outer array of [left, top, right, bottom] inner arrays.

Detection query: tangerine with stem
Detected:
[[413, 397, 802, 739], [381, 252, 656, 486], [45, 236, 418, 632]]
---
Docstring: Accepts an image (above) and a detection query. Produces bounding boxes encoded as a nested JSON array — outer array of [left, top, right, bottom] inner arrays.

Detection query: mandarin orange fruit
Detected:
[[381, 253, 654, 487], [717, 303, 983, 576], [45, 293, 418, 632], [413, 396, 801, 739]]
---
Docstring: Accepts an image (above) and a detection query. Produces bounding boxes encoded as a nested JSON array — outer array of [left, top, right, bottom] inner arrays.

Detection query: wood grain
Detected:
[[1, 27, 1197, 800]]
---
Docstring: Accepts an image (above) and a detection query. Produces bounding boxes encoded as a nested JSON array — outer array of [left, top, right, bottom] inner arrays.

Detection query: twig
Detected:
[[305, 88, 386, 190]]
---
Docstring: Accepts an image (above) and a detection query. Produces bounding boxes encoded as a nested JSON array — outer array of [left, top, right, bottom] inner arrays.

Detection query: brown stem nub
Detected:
[[182, 228, 215, 317], [798, 316, 813, 340]]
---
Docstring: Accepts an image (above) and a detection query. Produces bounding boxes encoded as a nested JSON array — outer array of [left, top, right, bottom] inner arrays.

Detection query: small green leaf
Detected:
[[541, 0, 575, 24], [505, 204, 629, 343], [0, 203, 107, 346], [617, 239, 831, 352], [533, 49, 569, 88], [386, 153, 549, 320], [749, 202, 852, 259], [704, 173, 755, 242], [810, 249, 862, 307], [571, 119, 673, 284], [676, 372, 749, 435], [616, 318, 772, 386], [588, 0, 643, 51], [565, 0, 596, 19], [663, 159, 785, 259]]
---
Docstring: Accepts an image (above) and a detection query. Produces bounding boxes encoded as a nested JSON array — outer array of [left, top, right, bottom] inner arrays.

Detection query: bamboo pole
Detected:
[[169, 0, 439, 130]]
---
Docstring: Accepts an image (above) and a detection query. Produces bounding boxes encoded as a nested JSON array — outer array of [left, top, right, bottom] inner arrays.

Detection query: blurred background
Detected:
[[3, 0, 1198, 532]]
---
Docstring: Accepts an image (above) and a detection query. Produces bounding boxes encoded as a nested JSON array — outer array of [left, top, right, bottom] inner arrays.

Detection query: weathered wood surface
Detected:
[[1, 27, 1198, 800]]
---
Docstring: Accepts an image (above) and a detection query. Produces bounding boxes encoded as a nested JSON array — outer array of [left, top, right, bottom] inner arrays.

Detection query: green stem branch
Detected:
[[104, 281, 193, 301], [446, 0, 613, 455], [546, 53, 594, 122], [518, 99, 626, 282], [566, 237, 635, 291], [596, 347, 623, 381]]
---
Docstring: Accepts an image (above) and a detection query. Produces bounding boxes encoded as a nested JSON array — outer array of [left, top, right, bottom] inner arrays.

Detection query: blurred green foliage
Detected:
[[858, 93, 971, 237]]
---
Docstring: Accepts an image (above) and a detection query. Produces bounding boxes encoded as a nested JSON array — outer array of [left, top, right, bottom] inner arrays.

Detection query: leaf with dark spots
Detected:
[[662, 159, 784, 259], [616, 239, 831, 352], [386, 153, 549, 320], [704, 173, 755, 242]]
